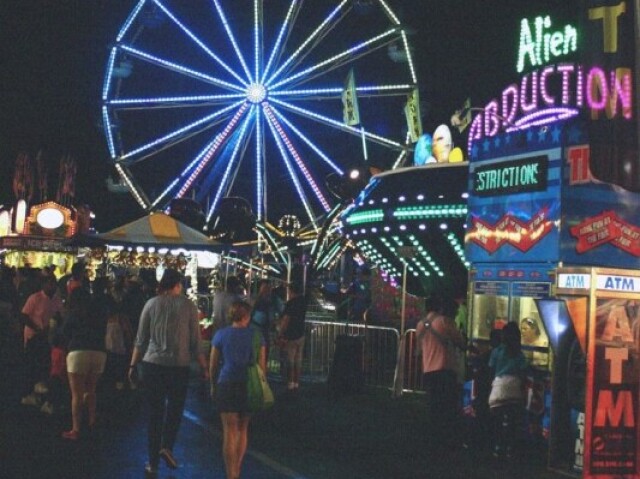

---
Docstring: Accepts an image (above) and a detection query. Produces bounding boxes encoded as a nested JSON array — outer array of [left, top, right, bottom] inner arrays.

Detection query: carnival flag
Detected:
[[404, 88, 422, 143], [342, 68, 360, 126], [451, 98, 472, 133]]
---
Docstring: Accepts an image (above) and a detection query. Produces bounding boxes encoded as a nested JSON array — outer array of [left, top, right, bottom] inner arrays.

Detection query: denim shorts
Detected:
[[66, 350, 107, 375]]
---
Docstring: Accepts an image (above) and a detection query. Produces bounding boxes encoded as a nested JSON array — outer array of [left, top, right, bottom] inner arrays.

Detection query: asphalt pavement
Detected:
[[0, 370, 574, 479]]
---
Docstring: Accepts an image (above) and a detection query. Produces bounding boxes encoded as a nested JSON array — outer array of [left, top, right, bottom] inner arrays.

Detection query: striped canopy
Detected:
[[98, 212, 223, 250]]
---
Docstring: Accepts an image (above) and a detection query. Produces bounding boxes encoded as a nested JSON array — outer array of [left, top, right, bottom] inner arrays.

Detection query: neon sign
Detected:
[[468, 63, 633, 150], [473, 156, 548, 197], [469, 8, 635, 154], [517, 16, 578, 73]]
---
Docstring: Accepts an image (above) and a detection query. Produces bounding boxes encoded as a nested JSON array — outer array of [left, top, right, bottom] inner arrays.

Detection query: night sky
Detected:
[[2, 0, 578, 231]]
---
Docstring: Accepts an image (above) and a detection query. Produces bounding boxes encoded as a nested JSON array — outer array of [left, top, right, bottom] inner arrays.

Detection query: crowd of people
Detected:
[[414, 293, 533, 461], [0, 264, 152, 420], [1, 259, 543, 475], [0, 262, 308, 479]]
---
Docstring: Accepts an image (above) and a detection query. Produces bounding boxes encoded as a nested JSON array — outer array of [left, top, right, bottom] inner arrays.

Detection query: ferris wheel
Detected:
[[102, 0, 418, 229]]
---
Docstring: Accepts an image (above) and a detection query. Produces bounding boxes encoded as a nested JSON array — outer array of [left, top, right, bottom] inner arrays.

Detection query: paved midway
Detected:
[[1, 370, 573, 479]]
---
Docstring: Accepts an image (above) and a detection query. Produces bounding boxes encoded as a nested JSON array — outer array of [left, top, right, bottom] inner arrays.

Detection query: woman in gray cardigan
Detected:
[[128, 269, 208, 477]]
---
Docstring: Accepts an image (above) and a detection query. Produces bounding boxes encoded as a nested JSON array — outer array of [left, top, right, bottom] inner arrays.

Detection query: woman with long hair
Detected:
[[210, 300, 266, 479], [488, 322, 528, 458], [62, 287, 107, 439], [128, 269, 209, 477]]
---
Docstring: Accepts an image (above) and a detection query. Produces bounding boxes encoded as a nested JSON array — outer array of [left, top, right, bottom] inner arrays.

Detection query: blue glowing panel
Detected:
[[466, 145, 562, 264]]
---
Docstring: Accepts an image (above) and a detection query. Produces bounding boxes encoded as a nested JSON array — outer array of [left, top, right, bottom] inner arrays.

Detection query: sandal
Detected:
[[61, 429, 79, 440], [160, 448, 178, 469]]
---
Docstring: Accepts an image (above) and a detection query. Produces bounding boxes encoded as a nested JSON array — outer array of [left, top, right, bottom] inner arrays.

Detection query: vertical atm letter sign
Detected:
[[587, 300, 639, 477]]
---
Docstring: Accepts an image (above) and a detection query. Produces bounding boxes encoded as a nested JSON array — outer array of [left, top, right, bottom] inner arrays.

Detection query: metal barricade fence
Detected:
[[267, 319, 424, 393]]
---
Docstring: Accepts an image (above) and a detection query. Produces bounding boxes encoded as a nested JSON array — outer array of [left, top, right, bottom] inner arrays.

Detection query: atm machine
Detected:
[[538, 268, 640, 476]]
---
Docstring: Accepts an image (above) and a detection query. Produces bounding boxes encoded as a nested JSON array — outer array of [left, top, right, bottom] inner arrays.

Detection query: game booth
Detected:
[[0, 200, 90, 277], [464, 3, 639, 477]]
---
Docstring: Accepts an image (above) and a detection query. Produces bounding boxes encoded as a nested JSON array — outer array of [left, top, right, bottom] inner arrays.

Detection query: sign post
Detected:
[[392, 246, 417, 398]]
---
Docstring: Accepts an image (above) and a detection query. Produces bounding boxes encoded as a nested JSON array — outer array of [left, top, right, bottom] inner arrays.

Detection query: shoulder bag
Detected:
[[247, 329, 274, 412]]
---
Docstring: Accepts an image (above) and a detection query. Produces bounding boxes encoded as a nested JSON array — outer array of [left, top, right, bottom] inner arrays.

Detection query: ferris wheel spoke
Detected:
[[119, 100, 245, 163], [263, 107, 318, 229], [205, 110, 256, 222], [270, 105, 343, 175], [266, 0, 350, 87], [119, 44, 245, 93], [175, 103, 251, 200], [261, 0, 301, 83], [253, 0, 262, 83], [263, 104, 330, 213], [211, 0, 253, 83], [391, 132, 412, 169], [269, 28, 399, 90], [150, 0, 248, 86], [107, 93, 246, 111], [271, 98, 405, 150], [150, 133, 221, 210], [272, 84, 414, 100], [255, 109, 264, 221]]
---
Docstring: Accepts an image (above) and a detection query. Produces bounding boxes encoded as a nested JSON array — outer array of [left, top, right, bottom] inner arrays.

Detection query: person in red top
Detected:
[[66, 262, 87, 296], [21, 275, 63, 404], [415, 295, 466, 452]]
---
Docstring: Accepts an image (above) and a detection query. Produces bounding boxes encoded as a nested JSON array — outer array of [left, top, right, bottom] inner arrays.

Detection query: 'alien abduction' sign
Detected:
[[468, 4, 635, 158]]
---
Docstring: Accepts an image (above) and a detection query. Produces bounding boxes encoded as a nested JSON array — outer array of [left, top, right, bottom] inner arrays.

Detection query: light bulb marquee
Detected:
[[468, 11, 634, 153], [341, 164, 469, 296]]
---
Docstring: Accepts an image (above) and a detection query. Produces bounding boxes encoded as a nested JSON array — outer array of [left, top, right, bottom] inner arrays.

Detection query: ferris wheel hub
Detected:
[[246, 83, 267, 103]]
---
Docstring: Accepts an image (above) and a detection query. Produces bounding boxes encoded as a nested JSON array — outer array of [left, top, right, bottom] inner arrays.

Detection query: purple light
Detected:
[[468, 62, 635, 151], [176, 103, 249, 199], [520, 71, 538, 113]]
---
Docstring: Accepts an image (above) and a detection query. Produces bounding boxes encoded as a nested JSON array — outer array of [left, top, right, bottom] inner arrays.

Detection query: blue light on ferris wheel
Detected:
[[102, 1, 418, 224]]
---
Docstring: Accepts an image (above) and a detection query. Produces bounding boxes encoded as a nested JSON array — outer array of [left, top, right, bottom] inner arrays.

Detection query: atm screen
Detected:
[[535, 299, 572, 351]]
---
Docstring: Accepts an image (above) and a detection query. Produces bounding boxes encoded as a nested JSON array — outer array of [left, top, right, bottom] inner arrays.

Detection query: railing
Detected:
[[267, 318, 425, 394]]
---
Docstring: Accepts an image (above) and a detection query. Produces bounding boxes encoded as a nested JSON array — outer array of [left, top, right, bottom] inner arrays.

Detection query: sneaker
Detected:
[[21, 393, 41, 407], [34, 382, 49, 395], [144, 463, 158, 477], [159, 448, 178, 469], [61, 430, 79, 440], [40, 401, 54, 415]]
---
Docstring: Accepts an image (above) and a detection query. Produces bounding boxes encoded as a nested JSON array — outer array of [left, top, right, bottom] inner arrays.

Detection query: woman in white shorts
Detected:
[[62, 287, 108, 440]]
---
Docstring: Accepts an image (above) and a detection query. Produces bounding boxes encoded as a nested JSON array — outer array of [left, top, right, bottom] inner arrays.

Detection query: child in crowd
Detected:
[[105, 312, 134, 391]]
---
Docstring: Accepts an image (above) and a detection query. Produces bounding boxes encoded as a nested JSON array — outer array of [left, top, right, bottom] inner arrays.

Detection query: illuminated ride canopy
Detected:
[[341, 163, 470, 296]]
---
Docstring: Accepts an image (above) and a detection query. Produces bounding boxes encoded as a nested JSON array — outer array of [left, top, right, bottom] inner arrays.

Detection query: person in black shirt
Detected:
[[277, 283, 307, 391]]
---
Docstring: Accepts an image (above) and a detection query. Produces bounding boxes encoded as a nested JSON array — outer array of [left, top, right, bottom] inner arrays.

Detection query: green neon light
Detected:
[[393, 204, 467, 219], [345, 209, 384, 225], [517, 15, 578, 73]]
